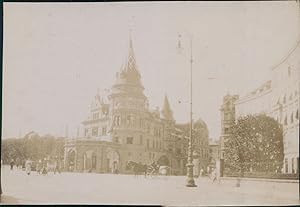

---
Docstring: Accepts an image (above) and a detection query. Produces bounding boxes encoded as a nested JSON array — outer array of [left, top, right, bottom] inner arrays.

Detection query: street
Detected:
[[1, 166, 299, 205]]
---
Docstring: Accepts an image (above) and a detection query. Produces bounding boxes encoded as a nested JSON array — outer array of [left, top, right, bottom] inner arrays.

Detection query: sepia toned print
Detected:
[[1, 1, 300, 205]]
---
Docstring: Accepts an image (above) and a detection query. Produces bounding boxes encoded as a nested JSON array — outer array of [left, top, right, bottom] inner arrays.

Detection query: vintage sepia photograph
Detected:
[[1, 1, 300, 205]]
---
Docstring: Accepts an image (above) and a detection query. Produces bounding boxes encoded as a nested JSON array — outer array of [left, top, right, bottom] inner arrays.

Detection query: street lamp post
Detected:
[[186, 36, 197, 187], [178, 33, 200, 187]]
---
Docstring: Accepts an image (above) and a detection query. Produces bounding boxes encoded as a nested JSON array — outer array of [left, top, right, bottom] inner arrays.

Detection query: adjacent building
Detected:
[[220, 42, 300, 174], [64, 38, 210, 175], [208, 138, 220, 172]]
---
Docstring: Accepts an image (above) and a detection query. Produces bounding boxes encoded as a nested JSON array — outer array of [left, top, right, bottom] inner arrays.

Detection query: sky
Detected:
[[2, 1, 300, 140]]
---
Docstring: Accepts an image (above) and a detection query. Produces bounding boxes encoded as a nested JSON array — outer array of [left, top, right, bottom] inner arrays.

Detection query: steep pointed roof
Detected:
[[112, 36, 143, 88], [161, 95, 174, 120], [119, 36, 141, 82]]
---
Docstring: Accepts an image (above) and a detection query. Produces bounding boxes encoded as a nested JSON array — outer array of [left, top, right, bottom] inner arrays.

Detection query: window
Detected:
[[126, 137, 133, 144], [84, 129, 89, 136], [283, 95, 286, 104], [291, 113, 294, 124], [292, 158, 295, 173], [284, 116, 288, 125], [126, 115, 131, 125], [114, 116, 121, 126], [147, 139, 150, 148], [139, 118, 143, 128], [93, 113, 99, 120], [92, 127, 98, 136], [139, 135, 143, 145], [114, 137, 119, 143], [296, 110, 299, 120], [285, 158, 288, 173], [102, 127, 107, 135], [152, 140, 155, 148]]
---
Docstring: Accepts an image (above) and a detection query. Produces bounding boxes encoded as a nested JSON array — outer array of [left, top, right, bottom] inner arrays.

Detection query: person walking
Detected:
[[199, 168, 204, 177], [10, 159, 15, 170], [211, 168, 217, 183], [25, 159, 32, 175], [36, 160, 42, 174]]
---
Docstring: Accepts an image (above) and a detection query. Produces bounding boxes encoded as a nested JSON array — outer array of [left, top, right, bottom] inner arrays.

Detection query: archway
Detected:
[[106, 148, 120, 173], [66, 150, 76, 172], [83, 150, 97, 172]]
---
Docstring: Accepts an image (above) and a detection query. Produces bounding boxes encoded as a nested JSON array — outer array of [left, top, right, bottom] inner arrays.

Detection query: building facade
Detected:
[[208, 139, 220, 172], [220, 43, 300, 174], [64, 38, 210, 175]]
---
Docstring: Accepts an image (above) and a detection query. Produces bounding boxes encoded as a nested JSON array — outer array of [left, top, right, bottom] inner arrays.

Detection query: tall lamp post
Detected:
[[177, 34, 197, 187]]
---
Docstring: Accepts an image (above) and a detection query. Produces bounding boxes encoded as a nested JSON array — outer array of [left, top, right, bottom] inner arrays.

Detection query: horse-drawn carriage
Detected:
[[126, 161, 170, 177]]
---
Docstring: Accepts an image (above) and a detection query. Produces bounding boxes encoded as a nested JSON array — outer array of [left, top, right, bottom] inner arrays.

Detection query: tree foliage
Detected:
[[224, 114, 284, 174], [1, 133, 65, 164]]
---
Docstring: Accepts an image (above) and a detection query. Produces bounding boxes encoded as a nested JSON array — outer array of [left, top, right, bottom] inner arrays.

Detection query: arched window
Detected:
[[291, 113, 294, 124]]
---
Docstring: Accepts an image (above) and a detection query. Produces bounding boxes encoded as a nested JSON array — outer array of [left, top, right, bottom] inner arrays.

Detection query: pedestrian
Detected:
[[10, 159, 15, 170], [36, 160, 42, 174], [199, 168, 204, 177], [25, 159, 32, 175], [211, 168, 217, 183]]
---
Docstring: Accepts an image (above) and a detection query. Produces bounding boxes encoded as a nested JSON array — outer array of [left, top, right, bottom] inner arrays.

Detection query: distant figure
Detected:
[[42, 159, 48, 175], [10, 159, 15, 170], [200, 168, 204, 177], [211, 168, 217, 183], [36, 160, 42, 174], [54, 159, 61, 174], [25, 159, 32, 175]]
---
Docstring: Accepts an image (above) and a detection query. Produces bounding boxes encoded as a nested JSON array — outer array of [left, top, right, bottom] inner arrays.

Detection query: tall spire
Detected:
[[161, 95, 174, 120], [126, 35, 138, 72]]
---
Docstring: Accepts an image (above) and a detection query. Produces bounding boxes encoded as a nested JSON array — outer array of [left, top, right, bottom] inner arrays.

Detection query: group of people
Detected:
[[8, 157, 63, 176], [198, 167, 220, 183]]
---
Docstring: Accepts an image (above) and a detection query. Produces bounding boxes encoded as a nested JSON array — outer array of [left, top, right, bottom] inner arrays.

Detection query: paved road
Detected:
[[1, 166, 299, 205]]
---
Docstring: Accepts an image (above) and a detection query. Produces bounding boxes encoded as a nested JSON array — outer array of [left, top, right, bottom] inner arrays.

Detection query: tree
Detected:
[[224, 114, 284, 176]]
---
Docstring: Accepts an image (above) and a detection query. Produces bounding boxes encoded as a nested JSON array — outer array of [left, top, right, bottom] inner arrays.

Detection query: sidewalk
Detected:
[[221, 176, 299, 183]]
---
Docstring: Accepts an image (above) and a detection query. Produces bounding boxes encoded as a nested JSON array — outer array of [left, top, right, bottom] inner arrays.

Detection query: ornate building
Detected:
[[219, 42, 300, 174], [64, 38, 210, 175]]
